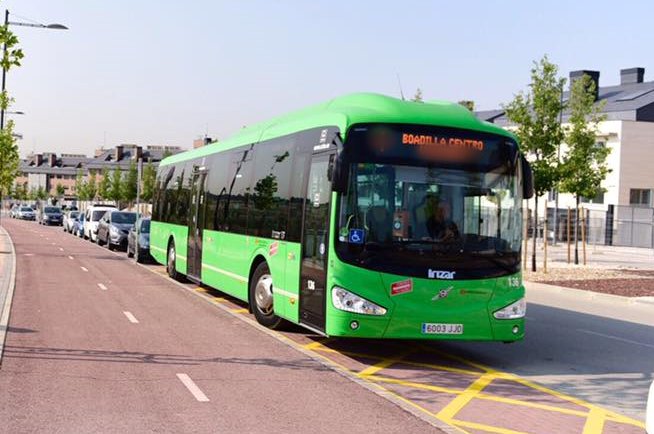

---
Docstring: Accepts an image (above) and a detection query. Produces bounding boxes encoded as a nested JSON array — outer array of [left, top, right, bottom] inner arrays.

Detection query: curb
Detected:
[[0, 225, 17, 367], [525, 280, 654, 306]]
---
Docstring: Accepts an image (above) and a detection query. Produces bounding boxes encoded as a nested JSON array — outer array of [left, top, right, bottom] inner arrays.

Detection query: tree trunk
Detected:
[[574, 195, 579, 265], [532, 195, 538, 272]]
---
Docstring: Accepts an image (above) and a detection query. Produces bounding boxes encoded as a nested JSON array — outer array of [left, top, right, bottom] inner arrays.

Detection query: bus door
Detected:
[[299, 153, 335, 332], [187, 169, 207, 280]]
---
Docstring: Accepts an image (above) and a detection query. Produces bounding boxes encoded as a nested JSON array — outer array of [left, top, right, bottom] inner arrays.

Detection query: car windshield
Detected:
[[112, 212, 137, 224], [70, 211, 79, 218], [91, 210, 106, 221], [45, 207, 61, 213], [20, 207, 32, 212], [140, 219, 150, 233]]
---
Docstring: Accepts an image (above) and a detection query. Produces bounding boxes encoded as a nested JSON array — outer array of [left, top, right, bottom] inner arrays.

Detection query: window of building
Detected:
[[629, 189, 651, 207]]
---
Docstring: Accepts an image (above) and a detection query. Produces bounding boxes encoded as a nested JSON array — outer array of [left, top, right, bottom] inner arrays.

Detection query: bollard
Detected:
[[567, 207, 571, 264], [582, 208, 587, 266], [543, 219, 548, 273]]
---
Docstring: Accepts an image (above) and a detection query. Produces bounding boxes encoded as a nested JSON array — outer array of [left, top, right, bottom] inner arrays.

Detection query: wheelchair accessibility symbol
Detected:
[[349, 229, 365, 244]]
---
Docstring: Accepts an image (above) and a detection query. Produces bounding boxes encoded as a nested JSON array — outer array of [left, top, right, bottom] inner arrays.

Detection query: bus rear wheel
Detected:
[[250, 262, 283, 329], [167, 241, 183, 281]]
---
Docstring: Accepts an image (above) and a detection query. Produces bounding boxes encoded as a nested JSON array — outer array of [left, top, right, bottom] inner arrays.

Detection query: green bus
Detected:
[[151, 93, 533, 341]]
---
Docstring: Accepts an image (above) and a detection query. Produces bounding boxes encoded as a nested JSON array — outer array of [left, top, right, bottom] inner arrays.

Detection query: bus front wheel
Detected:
[[250, 262, 283, 329]]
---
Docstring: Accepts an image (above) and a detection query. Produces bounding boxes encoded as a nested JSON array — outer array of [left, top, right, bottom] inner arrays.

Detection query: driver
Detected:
[[427, 198, 459, 241]]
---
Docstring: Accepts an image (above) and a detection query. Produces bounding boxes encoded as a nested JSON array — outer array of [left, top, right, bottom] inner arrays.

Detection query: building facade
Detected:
[[14, 144, 183, 199]]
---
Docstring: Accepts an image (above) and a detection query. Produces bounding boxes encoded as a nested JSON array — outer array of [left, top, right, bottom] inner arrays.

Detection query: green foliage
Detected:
[[75, 169, 87, 200], [503, 55, 566, 197], [123, 161, 137, 204], [109, 169, 123, 203], [141, 161, 156, 203], [87, 172, 98, 201], [458, 100, 475, 111], [28, 188, 37, 201], [36, 186, 47, 200], [98, 167, 110, 199], [56, 183, 65, 197], [560, 74, 610, 201], [12, 182, 26, 200], [411, 88, 423, 103], [0, 120, 19, 199]]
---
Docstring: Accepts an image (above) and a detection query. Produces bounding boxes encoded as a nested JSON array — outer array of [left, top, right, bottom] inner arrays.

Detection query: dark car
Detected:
[[127, 218, 151, 263], [96, 211, 137, 250], [38, 206, 63, 225], [17, 206, 36, 221], [72, 213, 86, 238]]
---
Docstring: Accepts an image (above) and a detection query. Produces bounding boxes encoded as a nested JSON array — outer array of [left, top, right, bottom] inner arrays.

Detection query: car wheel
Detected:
[[127, 244, 134, 258], [249, 262, 283, 329], [107, 240, 114, 251], [96, 234, 103, 246]]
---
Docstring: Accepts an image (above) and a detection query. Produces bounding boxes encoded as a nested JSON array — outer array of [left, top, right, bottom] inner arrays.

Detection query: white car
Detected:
[[83, 205, 117, 242]]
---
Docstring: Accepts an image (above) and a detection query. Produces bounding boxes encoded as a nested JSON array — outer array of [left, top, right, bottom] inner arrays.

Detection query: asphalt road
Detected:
[[0, 219, 441, 434]]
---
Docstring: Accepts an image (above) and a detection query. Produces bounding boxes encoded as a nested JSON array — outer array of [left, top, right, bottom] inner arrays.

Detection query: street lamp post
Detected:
[[0, 9, 68, 130]]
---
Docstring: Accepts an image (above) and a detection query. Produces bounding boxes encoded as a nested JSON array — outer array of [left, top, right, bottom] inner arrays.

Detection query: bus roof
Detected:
[[161, 93, 516, 167]]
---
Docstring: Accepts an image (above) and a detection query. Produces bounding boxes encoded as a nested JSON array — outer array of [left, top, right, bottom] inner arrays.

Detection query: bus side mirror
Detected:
[[522, 157, 534, 199], [331, 154, 348, 193]]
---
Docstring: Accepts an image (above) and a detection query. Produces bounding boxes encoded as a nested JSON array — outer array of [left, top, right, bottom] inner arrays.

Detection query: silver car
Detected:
[[16, 206, 36, 221]]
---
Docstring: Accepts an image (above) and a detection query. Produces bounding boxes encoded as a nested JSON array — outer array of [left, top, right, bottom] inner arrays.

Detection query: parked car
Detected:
[[63, 210, 80, 233], [17, 206, 36, 221], [38, 206, 63, 226], [96, 210, 137, 250], [127, 217, 151, 263], [83, 205, 117, 242], [72, 213, 86, 238]]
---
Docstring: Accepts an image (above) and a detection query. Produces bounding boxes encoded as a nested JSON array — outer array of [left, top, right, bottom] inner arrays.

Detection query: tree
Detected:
[[36, 186, 47, 200], [0, 12, 24, 224], [458, 100, 475, 111], [411, 88, 423, 102], [560, 74, 609, 264], [141, 161, 156, 203], [75, 169, 88, 200], [503, 55, 566, 271], [123, 161, 137, 205], [98, 167, 110, 200], [86, 172, 98, 201], [56, 183, 65, 198], [109, 169, 123, 205]]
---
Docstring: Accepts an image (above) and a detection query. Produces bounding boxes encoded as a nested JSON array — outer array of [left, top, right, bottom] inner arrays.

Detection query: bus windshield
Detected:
[[336, 125, 523, 279]]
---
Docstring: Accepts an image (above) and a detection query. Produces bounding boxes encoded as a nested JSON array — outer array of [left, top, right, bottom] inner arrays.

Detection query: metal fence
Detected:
[[541, 205, 654, 249]]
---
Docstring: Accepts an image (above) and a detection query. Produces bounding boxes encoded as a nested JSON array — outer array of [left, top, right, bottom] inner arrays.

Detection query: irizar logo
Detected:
[[428, 269, 456, 280]]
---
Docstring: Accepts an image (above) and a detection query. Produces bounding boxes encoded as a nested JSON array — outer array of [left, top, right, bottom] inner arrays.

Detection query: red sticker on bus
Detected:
[[391, 279, 413, 296], [269, 241, 279, 257]]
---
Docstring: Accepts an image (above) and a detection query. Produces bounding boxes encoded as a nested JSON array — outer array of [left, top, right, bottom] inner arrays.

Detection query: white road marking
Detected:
[[80, 266, 88, 272], [577, 329, 654, 350], [123, 311, 139, 323], [58, 247, 64, 251], [97, 283, 108, 291], [51, 242, 55, 245], [176, 374, 209, 402], [68, 256, 74, 260]]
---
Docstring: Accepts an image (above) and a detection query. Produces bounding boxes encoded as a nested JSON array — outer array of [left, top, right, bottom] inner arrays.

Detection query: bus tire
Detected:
[[249, 262, 283, 329], [167, 240, 184, 282]]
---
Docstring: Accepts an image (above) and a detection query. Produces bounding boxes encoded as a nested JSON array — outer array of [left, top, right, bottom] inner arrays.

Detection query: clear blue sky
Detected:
[[5, 0, 654, 157]]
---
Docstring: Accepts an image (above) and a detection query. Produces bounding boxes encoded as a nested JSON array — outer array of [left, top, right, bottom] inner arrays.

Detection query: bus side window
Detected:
[[224, 146, 254, 235], [204, 153, 229, 231], [249, 137, 294, 238]]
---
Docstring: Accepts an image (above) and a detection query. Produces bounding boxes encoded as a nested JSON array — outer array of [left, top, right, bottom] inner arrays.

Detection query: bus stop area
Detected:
[[161, 267, 649, 434]]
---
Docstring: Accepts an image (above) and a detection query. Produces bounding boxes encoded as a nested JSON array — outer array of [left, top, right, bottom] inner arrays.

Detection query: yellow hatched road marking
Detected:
[[358, 350, 414, 377], [303, 339, 334, 350], [582, 407, 606, 434], [366, 374, 463, 395], [231, 308, 248, 314], [437, 372, 497, 421], [475, 393, 590, 418], [453, 420, 526, 434]]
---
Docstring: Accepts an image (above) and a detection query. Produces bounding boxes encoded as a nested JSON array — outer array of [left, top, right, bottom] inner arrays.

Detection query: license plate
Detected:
[[422, 323, 463, 335]]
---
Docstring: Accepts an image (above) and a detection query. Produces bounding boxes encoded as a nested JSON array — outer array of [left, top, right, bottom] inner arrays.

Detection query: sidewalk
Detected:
[[0, 224, 16, 364]]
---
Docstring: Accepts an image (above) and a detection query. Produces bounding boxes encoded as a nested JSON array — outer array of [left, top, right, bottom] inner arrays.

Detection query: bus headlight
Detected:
[[332, 287, 387, 316], [493, 298, 526, 319]]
